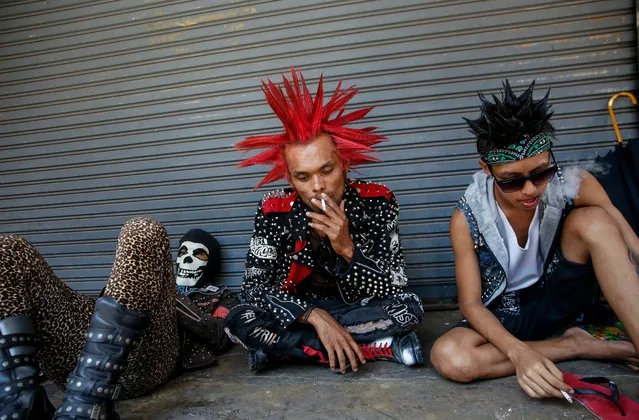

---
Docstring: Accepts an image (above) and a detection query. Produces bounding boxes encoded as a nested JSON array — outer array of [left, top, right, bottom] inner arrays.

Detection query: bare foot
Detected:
[[563, 327, 638, 368]]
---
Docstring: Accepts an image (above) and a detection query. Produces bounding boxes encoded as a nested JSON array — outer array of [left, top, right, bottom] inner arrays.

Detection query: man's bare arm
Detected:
[[573, 170, 639, 266], [451, 209, 570, 398]]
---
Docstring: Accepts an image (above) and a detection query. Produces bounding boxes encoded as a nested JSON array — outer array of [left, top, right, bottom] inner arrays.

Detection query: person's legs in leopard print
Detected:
[[101, 217, 179, 399], [1, 233, 94, 419], [1, 218, 180, 419]]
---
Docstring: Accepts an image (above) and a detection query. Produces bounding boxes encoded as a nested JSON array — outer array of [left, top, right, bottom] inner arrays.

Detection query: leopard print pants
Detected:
[[0, 217, 179, 399]]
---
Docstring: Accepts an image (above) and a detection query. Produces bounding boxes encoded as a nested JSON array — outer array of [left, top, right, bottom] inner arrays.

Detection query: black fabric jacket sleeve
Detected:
[[176, 293, 233, 352]]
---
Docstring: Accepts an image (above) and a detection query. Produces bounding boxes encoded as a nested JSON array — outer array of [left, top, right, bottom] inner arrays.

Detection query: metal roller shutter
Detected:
[[1, 0, 637, 302]]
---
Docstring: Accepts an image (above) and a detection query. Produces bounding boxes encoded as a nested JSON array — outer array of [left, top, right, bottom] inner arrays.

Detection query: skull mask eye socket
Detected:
[[193, 250, 209, 261], [178, 246, 209, 262]]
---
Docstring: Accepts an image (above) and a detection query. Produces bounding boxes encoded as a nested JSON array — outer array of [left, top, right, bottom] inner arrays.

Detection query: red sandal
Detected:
[[562, 371, 639, 419]]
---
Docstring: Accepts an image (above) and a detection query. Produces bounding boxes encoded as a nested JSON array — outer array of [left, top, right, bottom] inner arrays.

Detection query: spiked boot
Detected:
[[0, 315, 55, 420], [53, 297, 149, 420], [358, 332, 424, 366]]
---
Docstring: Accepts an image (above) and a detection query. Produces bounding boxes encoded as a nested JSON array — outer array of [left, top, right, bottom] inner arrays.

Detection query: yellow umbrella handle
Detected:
[[608, 92, 637, 143]]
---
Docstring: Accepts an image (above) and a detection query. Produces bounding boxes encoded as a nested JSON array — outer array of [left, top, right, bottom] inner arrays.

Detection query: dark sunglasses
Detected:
[[489, 151, 558, 193]]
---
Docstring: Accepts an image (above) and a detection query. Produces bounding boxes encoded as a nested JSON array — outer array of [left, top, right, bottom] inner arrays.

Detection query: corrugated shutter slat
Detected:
[[1, 0, 637, 301]]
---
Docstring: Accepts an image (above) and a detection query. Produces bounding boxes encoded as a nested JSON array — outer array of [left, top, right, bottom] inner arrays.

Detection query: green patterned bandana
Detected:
[[482, 132, 554, 165]]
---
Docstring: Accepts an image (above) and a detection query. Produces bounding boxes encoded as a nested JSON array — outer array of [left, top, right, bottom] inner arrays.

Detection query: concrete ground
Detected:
[[45, 310, 638, 419]]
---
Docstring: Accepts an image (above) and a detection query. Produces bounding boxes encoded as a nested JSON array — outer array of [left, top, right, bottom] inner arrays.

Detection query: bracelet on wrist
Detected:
[[303, 307, 315, 323]]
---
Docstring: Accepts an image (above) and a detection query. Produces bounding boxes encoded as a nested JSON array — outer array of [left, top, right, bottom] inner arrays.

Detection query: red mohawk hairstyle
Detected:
[[235, 67, 386, 189]]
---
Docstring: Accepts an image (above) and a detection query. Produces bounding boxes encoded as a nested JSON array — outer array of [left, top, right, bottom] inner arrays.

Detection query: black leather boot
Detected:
[[53, 297, 149, 420], [0, 315, 55, 420], [358, 332, 424, 366], [247, 349, 271, 372]]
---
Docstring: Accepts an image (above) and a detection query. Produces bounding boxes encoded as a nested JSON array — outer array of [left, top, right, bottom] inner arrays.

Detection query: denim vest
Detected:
[[456, 166, 574, 306]]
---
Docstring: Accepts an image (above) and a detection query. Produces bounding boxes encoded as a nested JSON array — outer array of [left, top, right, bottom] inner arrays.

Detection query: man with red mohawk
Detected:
[[226, 68, 424, 373]]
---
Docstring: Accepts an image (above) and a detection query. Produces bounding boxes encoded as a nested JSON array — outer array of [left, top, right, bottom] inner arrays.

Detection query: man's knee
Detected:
[[119, 217, 170, 251], [430, 335, 477, 383], [226, 304, 269, 339], [1, 234, 37, 259], [564, 206, 620, 244], [382, 292, 424, 332], [225, 304, 283, 351]]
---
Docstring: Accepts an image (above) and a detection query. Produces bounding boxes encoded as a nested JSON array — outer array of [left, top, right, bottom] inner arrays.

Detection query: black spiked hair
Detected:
[[464, 80, 555, 156]]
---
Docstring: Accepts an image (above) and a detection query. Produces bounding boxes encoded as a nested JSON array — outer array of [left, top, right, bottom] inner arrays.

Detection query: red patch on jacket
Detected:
[[263, 192, 298, 214], [281, 240, 312, 294], [351, 182, 392, 200]]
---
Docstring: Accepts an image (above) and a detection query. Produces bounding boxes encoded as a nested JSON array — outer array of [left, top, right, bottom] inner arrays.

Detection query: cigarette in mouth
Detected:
[[560, 390, 573, 404], [321, 199, 327, 212]]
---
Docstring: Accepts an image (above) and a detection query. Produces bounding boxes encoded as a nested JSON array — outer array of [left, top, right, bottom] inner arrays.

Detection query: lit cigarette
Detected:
[[321, 199, 327, 212], [560, 390, 573, 404]]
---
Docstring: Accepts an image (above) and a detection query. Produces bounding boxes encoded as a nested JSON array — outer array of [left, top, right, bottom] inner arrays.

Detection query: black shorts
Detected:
[[455, 246, 597, 341]]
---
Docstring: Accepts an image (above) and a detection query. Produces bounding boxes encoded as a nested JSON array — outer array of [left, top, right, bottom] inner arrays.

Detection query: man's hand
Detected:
[[307, 193, 354, 262], [509, 345, 572, 399], [306, 307, 366, 373]]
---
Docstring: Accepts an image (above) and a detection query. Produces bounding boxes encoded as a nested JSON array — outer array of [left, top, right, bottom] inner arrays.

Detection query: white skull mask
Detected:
[[176, 241, 210, 286]]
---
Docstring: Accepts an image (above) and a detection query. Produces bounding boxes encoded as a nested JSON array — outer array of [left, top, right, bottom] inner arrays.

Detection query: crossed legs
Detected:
[[430, 206, 639, 382], [226, 293, 424, 363]]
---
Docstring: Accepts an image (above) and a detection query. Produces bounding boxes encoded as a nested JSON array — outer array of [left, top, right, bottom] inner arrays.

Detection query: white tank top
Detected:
[[496, 204, 543, 292]]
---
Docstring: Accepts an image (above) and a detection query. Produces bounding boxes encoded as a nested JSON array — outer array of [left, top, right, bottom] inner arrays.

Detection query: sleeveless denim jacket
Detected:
[[456, 166, 574, 306]]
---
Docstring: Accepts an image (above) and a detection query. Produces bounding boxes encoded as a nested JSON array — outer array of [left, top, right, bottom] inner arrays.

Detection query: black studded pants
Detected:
[[226, 292, 423, 362]]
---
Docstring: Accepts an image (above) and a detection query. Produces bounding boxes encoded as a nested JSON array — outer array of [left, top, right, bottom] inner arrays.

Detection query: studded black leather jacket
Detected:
[[175, 286, 240, 370], [241, 180, 409, 329]]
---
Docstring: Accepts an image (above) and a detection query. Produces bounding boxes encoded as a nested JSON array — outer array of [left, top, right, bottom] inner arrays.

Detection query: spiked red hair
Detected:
[[235, 67, 386, 189]]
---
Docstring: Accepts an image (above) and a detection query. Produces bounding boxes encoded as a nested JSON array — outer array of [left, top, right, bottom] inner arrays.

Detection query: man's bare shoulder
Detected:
[[450, 207, 467, 232]]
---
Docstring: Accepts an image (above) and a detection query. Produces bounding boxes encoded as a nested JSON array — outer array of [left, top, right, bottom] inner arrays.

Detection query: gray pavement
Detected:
[[45, 310, 639, 419]]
